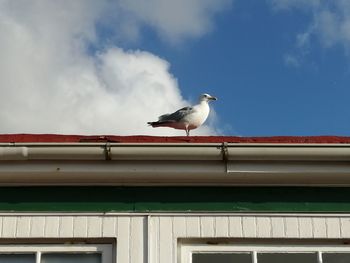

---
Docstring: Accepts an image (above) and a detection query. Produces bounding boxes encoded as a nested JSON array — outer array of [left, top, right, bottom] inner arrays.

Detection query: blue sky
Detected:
[[126, 0, 350, 136], [174, 2, 346, 136], [1, 0, 350, 136]]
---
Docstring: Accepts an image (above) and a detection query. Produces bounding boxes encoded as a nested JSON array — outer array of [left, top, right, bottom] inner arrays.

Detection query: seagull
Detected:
[[147, 93, 217, 136]]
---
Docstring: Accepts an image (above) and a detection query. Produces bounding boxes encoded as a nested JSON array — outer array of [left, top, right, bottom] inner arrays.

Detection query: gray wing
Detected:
[[158, 107, 194, 122]]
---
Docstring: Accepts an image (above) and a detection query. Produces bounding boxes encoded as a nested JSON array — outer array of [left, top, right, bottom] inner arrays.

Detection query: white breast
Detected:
[[184, 101, 210, 130]]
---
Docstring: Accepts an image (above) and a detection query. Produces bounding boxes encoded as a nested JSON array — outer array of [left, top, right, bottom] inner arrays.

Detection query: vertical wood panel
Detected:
[[59, 216, 73, 237], [114, 217, 119, 237], [284, 217, 299, 238], [298, 217, 313, 238], [44, 217, 59, 237], [30, 216, 45, 237], [87, 216, 102, 237], [16, 217, 31, 238], [172, 217, 186, 263], [117, 217, 130, 263], [186, 217, 200, 237], [215, 217, 229, 237], [256, 217, 271, 238], [150, 216, 159, 263], [159, 217, 173, 263], [312, 217, 327, 238], [229, 217, 243, 237], [271, 217, 285, 238], [242, 217, 256, 237], [326, 218, 341, 238], [102, 217, 116, 237], [200, 217, 215, 237], [73, 217, 87, 237], [130, 217, 145, 263], [173, 216, 186, 238], [340, 218, 350, 238], [2, 216, 17, 238]]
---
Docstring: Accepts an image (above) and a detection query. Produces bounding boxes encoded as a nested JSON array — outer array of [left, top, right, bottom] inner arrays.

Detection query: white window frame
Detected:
[[0, 244, 112, 263], [180, 243, 350, 263]]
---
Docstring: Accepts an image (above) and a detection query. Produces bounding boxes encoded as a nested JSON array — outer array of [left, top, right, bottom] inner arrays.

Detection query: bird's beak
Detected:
[[209, 96, 217, 101]]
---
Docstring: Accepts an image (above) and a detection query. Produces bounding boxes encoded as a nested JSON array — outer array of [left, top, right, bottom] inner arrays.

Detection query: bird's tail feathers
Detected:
[[147, 121, 175, 127]]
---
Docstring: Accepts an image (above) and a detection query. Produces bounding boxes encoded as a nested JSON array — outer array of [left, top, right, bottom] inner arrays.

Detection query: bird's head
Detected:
[[199, 93, 217, 102]]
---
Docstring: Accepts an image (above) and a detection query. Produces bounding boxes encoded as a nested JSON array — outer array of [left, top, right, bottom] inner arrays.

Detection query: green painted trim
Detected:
[[0, 187, 349, 212]]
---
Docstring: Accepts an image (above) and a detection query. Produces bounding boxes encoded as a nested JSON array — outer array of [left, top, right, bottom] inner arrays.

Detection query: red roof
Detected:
[[0, 134, 350, 143]]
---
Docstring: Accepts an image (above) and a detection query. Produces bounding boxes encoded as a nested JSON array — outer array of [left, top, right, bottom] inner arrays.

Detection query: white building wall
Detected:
[[148, 214, 350, 263], [0, 214, 350, 263], [0, 215, 145, 263]]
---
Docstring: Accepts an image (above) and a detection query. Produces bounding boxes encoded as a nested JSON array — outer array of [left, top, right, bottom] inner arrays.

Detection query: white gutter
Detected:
[[0, 143, 349, 186], [1, 143, 350, 160]]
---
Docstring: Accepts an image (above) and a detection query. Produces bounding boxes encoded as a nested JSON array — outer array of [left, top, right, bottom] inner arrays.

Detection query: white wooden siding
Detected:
[[0, 215, 145, 263], [1, 214, 350, 263], [117, 217, 130, 263], [149, 214, 350, 263]]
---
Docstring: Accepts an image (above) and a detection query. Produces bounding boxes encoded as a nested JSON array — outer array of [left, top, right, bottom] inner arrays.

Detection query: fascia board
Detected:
[[0, 160, 348, 186]]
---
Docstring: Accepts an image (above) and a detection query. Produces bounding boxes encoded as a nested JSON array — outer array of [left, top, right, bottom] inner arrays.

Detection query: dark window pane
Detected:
[[41, 253, 101, 263], [0, 254, 35, 263], [192, 253, 251, 263], [258, 253, 317, 263], [323, 253, 350, 263]]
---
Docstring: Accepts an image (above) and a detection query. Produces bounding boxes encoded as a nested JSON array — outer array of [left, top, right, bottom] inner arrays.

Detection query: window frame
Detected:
[[180, 243, 350, 263], [0, 243, 112, 263]]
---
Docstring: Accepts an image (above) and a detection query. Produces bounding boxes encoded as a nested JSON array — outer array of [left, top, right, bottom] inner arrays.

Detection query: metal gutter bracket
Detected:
[[104, 142, 112, 161], [221, 142, 229, 173]]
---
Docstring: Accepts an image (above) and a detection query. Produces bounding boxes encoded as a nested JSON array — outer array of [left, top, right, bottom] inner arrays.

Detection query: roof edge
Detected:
[[2, 134, 350, 143]]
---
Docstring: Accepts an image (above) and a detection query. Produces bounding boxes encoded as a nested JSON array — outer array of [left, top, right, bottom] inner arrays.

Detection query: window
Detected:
[[181, 243, 350, 263], [0, 244, 112, 263]]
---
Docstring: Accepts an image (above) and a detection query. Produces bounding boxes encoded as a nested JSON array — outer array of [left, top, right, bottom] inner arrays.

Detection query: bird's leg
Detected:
[[185, 126, 190, 136]]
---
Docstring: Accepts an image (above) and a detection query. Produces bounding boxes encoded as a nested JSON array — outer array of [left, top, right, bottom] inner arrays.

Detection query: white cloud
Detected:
[[115, 0, 232, 43], [284, 54, 300, 68], [268, 0, 320, 11], [0, 0, 223, 135], [296, 31, 311, 48], [269, 0, 350, 52], [312, 5, 350, 50]]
